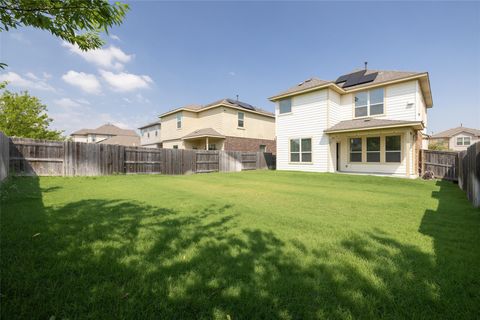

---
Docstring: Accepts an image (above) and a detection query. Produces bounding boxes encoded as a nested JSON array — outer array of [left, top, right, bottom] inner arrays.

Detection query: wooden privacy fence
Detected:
[[3, 136, 274, 177], [458, 142, 480, 208], [421, 150, 458, 181], [0, 132, 9, 181]]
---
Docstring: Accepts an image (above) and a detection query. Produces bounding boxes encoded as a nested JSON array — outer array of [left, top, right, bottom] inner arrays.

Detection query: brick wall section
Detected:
[[415, 130, 423, 176], [224, 136, 276, 154]]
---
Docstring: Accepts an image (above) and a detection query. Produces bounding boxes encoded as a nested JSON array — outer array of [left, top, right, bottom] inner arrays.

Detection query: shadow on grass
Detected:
[[1, 178, 479, 319]]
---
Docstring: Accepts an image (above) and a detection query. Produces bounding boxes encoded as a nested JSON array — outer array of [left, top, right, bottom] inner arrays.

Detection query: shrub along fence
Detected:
[[3, 136, 274, 177], [458, 142, 479, 208]]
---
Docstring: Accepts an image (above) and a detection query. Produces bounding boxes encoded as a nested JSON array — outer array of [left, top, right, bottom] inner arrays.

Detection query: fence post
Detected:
[[421, 149, 425, 177]]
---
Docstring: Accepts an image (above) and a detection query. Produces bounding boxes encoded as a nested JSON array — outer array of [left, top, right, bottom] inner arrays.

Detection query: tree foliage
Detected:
[[0, 84, 63, 140], [0, 0, 129, 52]]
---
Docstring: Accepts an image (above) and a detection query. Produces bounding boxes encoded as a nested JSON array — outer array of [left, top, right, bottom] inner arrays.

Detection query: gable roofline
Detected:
[[269, 72, 433, 108], [430, 126, 480, 138], [159, 99, 275, 119]]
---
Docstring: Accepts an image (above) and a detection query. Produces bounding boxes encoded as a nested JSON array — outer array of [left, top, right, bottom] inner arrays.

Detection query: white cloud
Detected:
[[110, 34, 121, 41], [0, 71, 54, 91], [228, 71, 236, 76], [62, 70, 102, 94], [54, 97, 90, 110], [62, 42, 132, 70], [122, 94, 151, 104], [10, 33, 31, 44], [99, 70, 153, 92]]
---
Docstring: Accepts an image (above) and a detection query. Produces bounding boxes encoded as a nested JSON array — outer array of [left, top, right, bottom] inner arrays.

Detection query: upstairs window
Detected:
[[147, 132, 150, 138], [290, 138, 312, 162], [349, 138, 362, 162], [176, 113, 182, 129], [238, 112, 244, 128], [279, 98, 292, 114], [386, 136, 401, 162], [456, 137, 471, 146], [155, 130, 158, 137], [355, 88, 384, 118], [91, 134, 96, 142]]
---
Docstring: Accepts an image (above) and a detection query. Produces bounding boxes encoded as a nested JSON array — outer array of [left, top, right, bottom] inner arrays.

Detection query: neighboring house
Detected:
[[158, 98, 276, 153], [429, 126, 480, 151], [270, 68, 433, 178], [138, 121, 162, 148], [70, 124, 140, 146]]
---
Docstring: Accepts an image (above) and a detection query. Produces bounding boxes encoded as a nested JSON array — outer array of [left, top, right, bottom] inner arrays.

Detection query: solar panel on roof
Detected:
[[226, 99, 256, 111], [336, 70, 378, 88]]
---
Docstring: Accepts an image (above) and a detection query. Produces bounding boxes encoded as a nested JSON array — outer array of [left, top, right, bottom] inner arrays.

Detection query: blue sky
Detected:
[[1, 1, 479, 134]]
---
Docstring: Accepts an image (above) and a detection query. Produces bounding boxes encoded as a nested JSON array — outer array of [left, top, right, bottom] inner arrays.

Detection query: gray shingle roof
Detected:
[[161, 99, 274, 118], [138, 120, 161, 130], [182, 128, 225, 140], [324, 118, 423, 133], [71, 124, 137, 137], [97, 135, 141, 146], [270, 70, 425, 100], [430, 126, 480, 138]]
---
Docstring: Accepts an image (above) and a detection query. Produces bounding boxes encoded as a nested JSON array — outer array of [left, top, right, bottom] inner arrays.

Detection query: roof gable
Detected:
[[431, 126, 480, 138]]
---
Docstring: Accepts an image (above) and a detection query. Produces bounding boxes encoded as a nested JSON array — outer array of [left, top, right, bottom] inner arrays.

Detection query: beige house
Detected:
[[429, 126, 480, 151], [157, 99, 276, 152], [70, 124, 140, 146], [138, 121, 162, 148], [271, 68, 433, 178]]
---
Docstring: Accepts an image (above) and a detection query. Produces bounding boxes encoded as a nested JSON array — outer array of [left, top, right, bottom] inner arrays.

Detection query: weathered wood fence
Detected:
[[458, 142, 480, 208], [0, 132, 9, 181], [3, 136, 274, 177], [421, 150, 459, 181]]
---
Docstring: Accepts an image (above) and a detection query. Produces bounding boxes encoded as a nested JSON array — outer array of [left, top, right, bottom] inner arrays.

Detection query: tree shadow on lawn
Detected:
[[1, 178, 479, 319]]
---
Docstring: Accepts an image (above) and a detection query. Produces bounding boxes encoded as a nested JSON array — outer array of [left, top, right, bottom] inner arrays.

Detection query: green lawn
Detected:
[[1, 171, 479, 319]]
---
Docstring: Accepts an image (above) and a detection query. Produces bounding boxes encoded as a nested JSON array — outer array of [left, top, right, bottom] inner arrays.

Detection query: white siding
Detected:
[[383, 81, 416, 121], [276, 89, 329, 172], [328, 89, 342, 127]]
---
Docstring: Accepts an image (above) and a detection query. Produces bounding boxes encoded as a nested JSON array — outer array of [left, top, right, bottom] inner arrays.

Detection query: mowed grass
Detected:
[[1, 171, 479, 319]]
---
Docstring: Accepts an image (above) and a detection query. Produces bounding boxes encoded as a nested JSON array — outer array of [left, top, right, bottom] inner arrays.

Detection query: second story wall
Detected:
[[161, 111, 196, 141], [333, 80, 422, 123], [220, 108, 275, 140], [140, 124, 161, 145], [160, 106, 275, 142]]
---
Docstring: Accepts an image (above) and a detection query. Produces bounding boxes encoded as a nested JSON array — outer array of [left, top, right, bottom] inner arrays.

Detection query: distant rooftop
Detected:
[[160, 98, 274, 118], [431, 126, 480, 138], [71, 124, 138, 137]]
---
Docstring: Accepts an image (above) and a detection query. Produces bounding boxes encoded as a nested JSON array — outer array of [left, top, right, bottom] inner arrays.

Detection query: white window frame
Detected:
[[354, 88, 384, 118], [279, 98, 292, 114], [289, 138, 312, 163], [176, 113, 182, 129], [237, 112, 244, 128], [385, 135, 401, 163], [456, 137, 471, 146]]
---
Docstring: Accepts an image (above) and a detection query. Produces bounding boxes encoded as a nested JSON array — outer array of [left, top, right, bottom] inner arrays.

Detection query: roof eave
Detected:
[[324, 122, 424, 134], [182, 134, 226, 140]]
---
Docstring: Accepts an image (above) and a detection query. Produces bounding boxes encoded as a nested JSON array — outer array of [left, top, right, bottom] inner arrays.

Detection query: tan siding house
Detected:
[[429, 126, 480, 151], [157, 99, 276, 153], [271, 68, 433, 178], [71, 124, 140, 146]]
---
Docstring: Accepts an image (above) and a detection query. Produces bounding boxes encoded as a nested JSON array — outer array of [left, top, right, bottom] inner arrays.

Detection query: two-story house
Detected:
[[138, 121, 162, 148], [157, 98, 276, 152], [429, 125, 480, 151], [70, 124, 140, 146], [270, 69, 433, 178]]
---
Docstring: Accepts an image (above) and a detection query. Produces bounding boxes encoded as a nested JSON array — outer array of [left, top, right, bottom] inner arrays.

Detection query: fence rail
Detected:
[[421, 150, 458, 181], [1, 135, 274, 178]]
